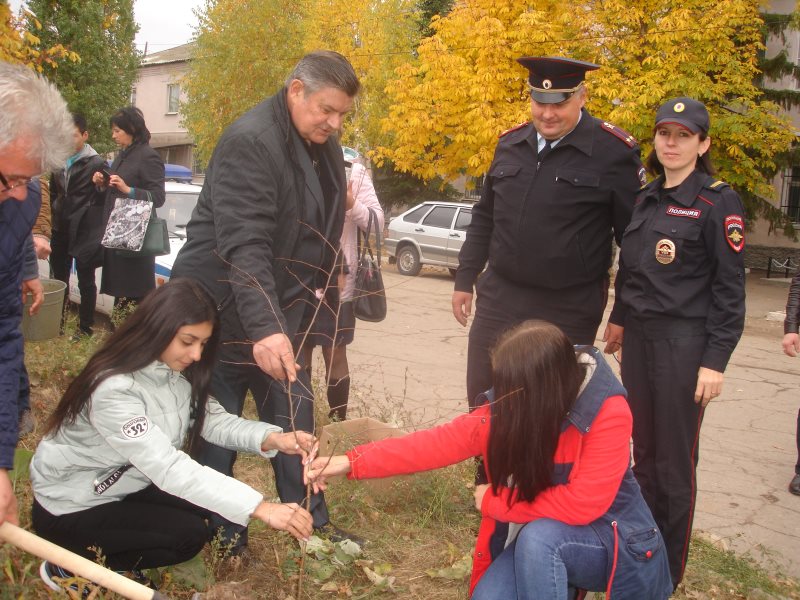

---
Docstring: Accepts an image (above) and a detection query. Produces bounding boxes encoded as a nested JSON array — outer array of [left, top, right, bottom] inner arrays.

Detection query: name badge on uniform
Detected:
[[655, 239, 676, 264]]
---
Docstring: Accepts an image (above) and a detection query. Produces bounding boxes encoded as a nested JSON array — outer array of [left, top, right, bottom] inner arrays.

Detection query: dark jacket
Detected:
[[346, 347, 672, 599], [171, 89, 345, 359], [0, 180, 41, 469], [100, 141, 165, 298], [785, 269, 800, 334], [610, 171, 746, 372], [51, 144, 107, 265], [455, 110, 643, 295]]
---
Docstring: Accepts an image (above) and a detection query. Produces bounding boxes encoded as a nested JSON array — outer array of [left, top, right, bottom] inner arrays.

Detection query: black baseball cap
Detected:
[[516, 56, 599, 104], [654, 97, 710, 134]]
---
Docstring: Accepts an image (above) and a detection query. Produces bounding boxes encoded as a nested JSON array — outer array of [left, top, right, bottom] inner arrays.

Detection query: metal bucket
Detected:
[[21, 278, 66, 341]]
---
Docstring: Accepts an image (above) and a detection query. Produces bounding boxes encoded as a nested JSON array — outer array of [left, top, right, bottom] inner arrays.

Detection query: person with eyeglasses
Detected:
[[452, 57, 646, 481], [0, 61, 74, 528]]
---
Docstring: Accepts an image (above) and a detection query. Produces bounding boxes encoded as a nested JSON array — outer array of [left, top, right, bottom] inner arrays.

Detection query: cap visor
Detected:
[[531, 90, 573, 104], [654, 119, 702, 134]]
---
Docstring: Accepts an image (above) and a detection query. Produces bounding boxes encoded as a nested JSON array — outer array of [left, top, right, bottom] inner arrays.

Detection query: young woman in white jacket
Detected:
[[30, 278, 315, 591]]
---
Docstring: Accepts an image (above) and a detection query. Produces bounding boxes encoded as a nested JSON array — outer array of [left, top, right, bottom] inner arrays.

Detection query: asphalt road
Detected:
[[340, 266, 800, 580]]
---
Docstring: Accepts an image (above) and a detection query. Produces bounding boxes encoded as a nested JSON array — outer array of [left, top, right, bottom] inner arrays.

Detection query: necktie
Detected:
[[538, 140, 552, 166]]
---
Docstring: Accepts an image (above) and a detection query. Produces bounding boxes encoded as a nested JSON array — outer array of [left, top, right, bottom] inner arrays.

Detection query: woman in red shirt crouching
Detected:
[[306, 320, 672, 599]]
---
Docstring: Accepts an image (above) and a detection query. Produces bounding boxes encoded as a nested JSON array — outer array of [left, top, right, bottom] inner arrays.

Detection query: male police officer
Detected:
[[452, 56, 646, 409]]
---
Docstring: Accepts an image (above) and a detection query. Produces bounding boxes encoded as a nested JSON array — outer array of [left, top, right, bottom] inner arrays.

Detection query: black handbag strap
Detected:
[[357, 208, 381, 265]]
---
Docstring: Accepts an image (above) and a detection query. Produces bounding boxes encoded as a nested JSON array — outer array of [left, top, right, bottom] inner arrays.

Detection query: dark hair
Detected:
[[72, 113, 88, 134], [285, 50, 361, 98], [109, 106, 151, 144], [44, 278, 219, 457], [486, 320, 585, 505], [645, 131, 715, 177]]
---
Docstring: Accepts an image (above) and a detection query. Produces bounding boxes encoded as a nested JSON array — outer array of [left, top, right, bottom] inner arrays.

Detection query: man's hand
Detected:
[[602, 323, 624, 355], [474, 483, 489, 511], [263, 431, 318, 463], [32, 235, 51, 260], [22, 278, 44, 316], [253, 333, 299, 381], [782, 333, 799, 357], [452, 291, 473, 327], [252, 501, 312, 541], [694, 367, 723, 407], [0, 470, 19, 526]]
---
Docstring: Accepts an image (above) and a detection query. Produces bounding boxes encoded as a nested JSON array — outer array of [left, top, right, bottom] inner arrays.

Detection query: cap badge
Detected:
[[655, 239, 676, 265], [542, 79, 552, 90], [673, 102, 685, 113]]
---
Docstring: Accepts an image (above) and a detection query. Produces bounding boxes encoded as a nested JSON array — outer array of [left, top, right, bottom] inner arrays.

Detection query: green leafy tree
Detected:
[[377, 0, 795, 224], [22, 0, 138, 155], [1, 2, 78, 69]]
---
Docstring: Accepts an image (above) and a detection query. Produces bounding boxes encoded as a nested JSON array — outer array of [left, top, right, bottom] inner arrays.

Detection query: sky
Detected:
[[7, 0, 202, 53]]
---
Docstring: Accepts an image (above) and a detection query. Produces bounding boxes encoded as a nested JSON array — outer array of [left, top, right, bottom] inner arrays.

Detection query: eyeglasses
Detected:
[[0, 170, 36, 194]]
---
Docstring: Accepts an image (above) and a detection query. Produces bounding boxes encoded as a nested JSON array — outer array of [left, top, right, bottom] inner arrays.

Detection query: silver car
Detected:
[[385, 201, 473, 276]]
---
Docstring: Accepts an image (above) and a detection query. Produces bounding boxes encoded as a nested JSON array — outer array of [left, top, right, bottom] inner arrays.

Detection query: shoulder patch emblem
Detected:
[[122, 416, 149, 439], [601, 122, 638, 148], [637, 166, 647, 186], [725, 215, 745, 253], [499, 122, 530, 138]]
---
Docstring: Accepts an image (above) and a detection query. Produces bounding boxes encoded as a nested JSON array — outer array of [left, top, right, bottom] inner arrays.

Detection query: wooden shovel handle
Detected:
[[0, 521, 168, 600]]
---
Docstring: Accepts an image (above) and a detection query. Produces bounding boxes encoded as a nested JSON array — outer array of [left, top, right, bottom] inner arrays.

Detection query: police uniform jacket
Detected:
[[609, 170, 746, 372], [454, 109, 643, 294]]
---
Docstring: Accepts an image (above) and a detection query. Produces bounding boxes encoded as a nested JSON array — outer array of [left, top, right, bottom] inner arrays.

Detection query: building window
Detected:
[[167, 84, 180, 114], [781, 167, 800, 224]]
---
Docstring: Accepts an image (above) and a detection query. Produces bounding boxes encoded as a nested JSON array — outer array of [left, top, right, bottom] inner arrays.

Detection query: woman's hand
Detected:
[[252, 501, 312, 541], [474, 483, 489, 511], [304, 455, 351, 494], [262, 431, 317, 463], [91, 171, 107, 189], [107, 174, 130, 196], [694, 367, 723, 407]]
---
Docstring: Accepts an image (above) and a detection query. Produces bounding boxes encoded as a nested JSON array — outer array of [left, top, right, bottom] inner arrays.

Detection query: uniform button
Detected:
[[573, 178, 579, 183], [499, 170, 504, 176], [477, 552, 483, 558], [671, 228, 677, 233]]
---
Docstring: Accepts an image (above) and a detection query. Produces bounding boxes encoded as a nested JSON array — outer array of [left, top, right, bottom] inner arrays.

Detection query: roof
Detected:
[[141, 42, 195, 66]]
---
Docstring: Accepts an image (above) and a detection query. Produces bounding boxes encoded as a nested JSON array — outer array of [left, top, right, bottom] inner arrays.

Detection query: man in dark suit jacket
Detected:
[[172, 50, 360, 552]]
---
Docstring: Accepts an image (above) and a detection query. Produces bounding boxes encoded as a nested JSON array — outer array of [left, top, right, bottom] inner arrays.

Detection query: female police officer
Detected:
[[602, 97, 746, 590]]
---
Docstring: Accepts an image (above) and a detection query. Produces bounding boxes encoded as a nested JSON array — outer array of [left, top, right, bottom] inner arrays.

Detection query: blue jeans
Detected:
[[472, 519, 608, 600]]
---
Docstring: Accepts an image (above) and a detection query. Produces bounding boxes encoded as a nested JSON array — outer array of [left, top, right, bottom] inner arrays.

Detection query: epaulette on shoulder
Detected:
[[706, 179, 730, 191], [499, 122, 529, 138], [600, 122, 638, 148]]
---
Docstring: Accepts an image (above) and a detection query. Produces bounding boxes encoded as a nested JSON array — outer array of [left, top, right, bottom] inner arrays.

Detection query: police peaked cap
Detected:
[[654, 97, 710, 134], [517, 56, 600, 104]]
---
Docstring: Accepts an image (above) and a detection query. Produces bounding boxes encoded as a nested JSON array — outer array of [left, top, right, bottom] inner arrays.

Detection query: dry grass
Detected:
[[3, 318, 800, 599]]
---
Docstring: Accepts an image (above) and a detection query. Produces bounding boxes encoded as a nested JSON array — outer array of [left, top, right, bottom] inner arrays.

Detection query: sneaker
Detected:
[[18, 408, 36, 436], [314, 522, 366, 548], [39, 561, 92, 596]]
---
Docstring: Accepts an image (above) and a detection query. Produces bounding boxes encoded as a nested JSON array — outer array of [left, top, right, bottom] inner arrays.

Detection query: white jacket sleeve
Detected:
[[89, 377, 264, 526], [201, 396, 282, 458]]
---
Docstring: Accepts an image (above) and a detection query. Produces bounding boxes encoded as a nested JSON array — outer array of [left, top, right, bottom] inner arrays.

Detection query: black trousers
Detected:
[[621, 315, 707, 589], [51, 230, 97, 333], [32, 485, 212, 571], [795, 408, 800, 475], [466, 269, 608, 407], [196, 352, 329, 548]]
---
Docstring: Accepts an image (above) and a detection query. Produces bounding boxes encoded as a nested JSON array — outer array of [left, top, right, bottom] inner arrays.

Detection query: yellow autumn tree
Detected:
[[182, 0, 307, 164], [377, 0, 794, 212], [301, 0, 419, 152], [0, 1, 77, 68]]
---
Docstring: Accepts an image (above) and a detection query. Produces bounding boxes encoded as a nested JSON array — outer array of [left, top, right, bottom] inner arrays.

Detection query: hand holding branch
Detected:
[[304, 455, 352, 494], [253, 333, 299, 381], [252, 501, 313, 541], [263, 431, 318, 463]]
